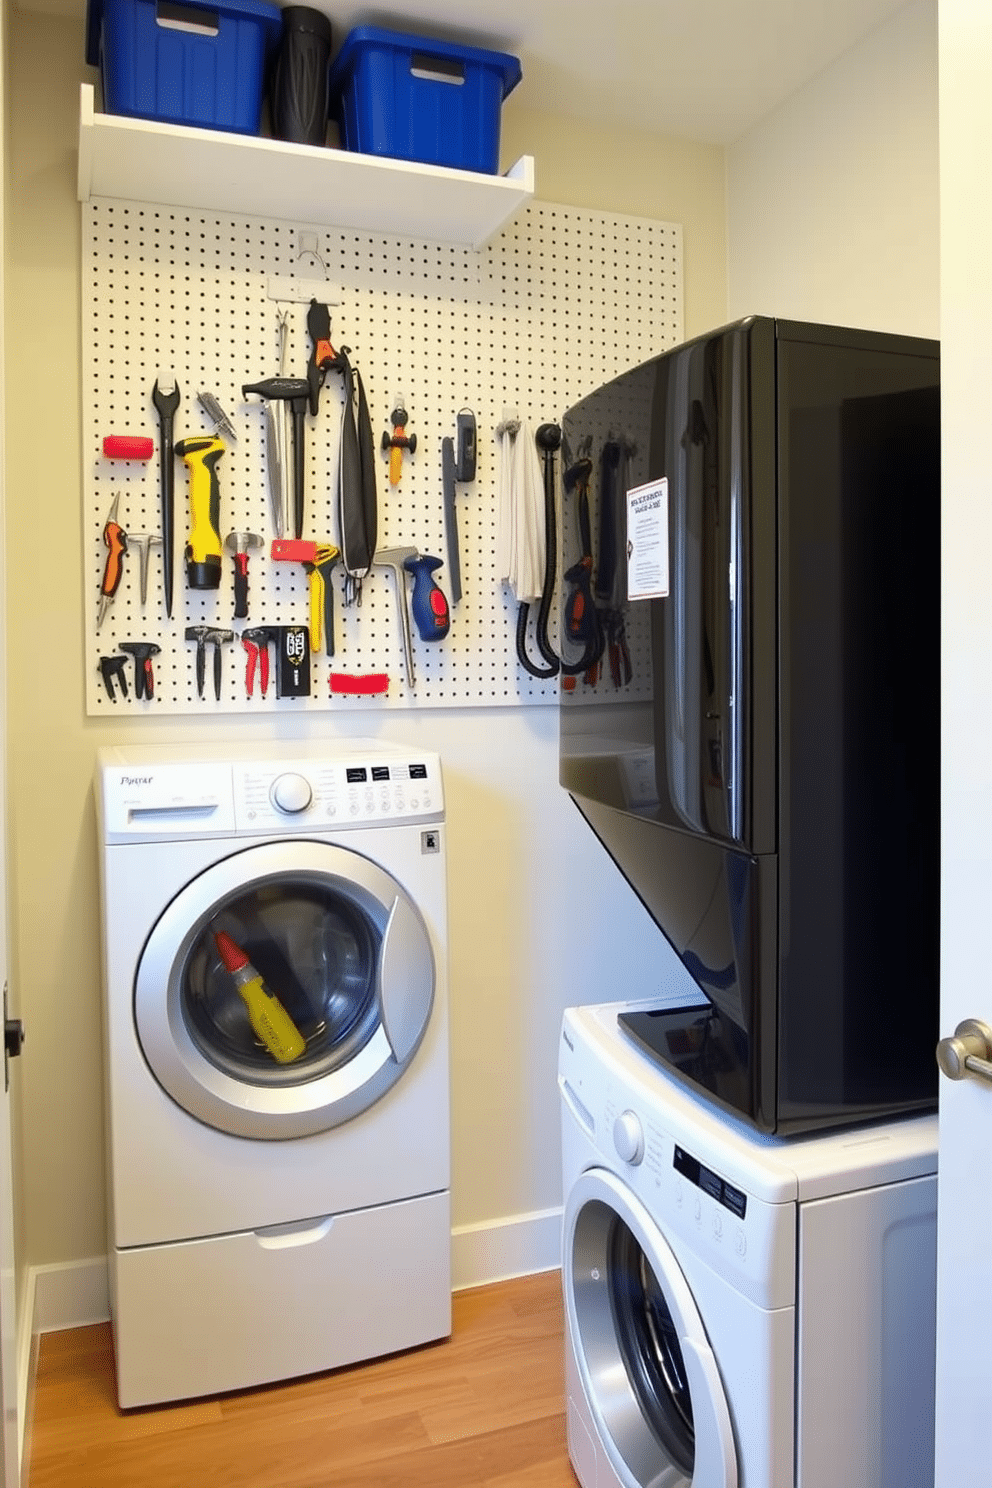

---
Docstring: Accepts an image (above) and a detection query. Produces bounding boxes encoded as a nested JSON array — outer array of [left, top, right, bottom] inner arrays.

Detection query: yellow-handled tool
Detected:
[[271, 539, 340, 654], [214, 930, 305, 1064], [176, 435, 225, 589]]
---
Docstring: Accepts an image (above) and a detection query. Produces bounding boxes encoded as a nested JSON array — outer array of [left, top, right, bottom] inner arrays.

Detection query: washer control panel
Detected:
[[234, 758, 443, 831], [559, 1011, 796, 1313], [98, 747, 443, 841]]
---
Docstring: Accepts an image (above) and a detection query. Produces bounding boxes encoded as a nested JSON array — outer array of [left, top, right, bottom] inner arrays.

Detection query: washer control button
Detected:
[[613, 1109, 645, 1165], [269, 772, 313, 814]]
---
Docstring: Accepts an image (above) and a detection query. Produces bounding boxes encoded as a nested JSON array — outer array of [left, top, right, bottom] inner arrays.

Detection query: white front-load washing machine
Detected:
[[559, 1002, 938, 1488], [96, 740, 450, 1408]]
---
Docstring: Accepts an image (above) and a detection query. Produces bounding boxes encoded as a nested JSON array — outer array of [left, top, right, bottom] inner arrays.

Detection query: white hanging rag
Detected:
[[495, 414, 546, 602]]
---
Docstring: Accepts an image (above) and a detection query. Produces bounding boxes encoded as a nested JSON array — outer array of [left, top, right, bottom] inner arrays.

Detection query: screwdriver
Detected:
[[98, 493, 127, 629]]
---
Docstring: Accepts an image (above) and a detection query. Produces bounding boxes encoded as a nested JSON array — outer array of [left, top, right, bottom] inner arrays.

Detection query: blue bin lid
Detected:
[[86, 0, 283, 68], [328, 25, 522, 100]]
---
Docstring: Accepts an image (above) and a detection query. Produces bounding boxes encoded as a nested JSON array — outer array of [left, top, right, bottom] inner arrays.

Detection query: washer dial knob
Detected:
[[269, 772, 313, 814], [613, 1109, 645, 1165]]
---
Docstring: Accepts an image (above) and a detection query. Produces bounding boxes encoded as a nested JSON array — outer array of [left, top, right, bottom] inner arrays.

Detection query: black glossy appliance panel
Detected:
[[560, 316, 940, 1134]]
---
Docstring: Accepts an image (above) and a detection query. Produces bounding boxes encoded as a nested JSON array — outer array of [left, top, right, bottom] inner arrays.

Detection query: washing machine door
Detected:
[[134, 840, 436, 1140], [564, 1167, 738, 1488]]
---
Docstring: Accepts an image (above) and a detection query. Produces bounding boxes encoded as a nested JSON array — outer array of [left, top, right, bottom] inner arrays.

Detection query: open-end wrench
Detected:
[[152, 378, 181, 617]]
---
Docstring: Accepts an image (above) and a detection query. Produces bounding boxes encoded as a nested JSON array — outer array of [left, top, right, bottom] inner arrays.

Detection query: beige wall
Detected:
[[726, 0, 938, 338], [6, 11, 727, 1277]]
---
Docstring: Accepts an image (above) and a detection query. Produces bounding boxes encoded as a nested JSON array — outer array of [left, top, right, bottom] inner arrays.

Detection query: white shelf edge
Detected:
[[77, 84, 534, 249]]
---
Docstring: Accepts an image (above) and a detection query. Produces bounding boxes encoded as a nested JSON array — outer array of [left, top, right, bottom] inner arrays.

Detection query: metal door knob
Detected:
[[936, 1019, 992, 1085]]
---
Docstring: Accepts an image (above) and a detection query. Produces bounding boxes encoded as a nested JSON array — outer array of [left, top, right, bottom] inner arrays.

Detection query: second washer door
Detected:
[[564, 1165, 738, 1488]]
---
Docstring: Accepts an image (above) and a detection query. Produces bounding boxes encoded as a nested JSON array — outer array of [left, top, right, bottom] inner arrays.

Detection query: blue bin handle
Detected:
[[156, 1, 220, 36], [410, 51, 465, 86]]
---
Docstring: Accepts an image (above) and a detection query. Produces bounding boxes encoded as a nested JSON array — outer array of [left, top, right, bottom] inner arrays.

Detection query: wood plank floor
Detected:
[[27, 1270, 577, 1488]]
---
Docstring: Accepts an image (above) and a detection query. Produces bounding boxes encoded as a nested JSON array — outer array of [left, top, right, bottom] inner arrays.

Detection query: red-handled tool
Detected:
[[242, 626, 276, 698], [98, 493, 127, 629], [225, 531, 263, 620], [120, 641, 160, 700]]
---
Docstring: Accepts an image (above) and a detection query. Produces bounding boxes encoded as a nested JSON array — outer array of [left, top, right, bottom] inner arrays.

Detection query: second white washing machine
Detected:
[[559, 1001, 938, 1488], [96, 739, 450, 1408]]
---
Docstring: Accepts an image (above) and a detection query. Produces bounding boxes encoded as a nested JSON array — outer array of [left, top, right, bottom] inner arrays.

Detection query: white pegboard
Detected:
[[81, 197, 682, 714]]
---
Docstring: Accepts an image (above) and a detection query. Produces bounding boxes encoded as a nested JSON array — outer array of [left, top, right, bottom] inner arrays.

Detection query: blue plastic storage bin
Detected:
[[328, 27, 522, 174], [86, 0, 282, 135]]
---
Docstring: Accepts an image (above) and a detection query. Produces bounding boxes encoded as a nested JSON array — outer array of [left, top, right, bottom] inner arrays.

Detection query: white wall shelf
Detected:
[[76, 84, 535, 250]]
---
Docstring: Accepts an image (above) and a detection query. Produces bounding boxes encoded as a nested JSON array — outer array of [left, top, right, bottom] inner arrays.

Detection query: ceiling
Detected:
[[19, 0, 910, 144]]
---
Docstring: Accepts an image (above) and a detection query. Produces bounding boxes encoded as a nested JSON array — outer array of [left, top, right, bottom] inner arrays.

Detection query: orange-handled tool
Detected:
[[306, 299, 337, 415], [381, 399, 416, 485], [98, 493, 127, 629]]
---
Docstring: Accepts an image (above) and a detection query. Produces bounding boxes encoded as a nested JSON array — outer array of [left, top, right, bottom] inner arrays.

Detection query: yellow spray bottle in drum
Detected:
[[214, 930, 306, 1064]]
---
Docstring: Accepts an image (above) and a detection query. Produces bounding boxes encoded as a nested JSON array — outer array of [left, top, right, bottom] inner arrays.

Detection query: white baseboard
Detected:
[[16, 1267, 36, 1487], [29, 1256, 110, 1334], [451, 1206, 562, 1290], [17, 1255, 110, 1485], [16, 1212, 561, 1341]]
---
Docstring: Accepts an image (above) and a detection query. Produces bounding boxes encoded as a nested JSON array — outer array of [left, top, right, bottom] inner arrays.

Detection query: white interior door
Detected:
[[935, 5, 992, 1485]]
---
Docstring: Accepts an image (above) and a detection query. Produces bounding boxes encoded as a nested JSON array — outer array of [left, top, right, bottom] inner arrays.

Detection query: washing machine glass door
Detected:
[[564, 1167, 738, 1488], [135, 840, 436, 1140]]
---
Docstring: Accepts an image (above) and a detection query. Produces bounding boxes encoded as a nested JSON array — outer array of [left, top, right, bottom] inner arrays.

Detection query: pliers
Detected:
[[242, 627, 277, 698]]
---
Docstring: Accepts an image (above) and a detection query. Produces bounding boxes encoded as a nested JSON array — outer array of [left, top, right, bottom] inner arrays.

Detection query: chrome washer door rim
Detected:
[[135, 840, 435, 1139], [563, 1165, 739, 1488]]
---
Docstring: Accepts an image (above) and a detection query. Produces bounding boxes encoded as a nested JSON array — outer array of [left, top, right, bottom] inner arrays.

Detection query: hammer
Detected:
[[242, 377, 309, 539], [224, 531, 263, 620], [185, 625, 234, 700]]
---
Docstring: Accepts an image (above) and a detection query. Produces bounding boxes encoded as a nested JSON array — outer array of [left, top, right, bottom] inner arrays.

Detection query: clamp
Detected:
[[98, 654, 129, 700]]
